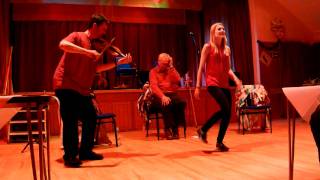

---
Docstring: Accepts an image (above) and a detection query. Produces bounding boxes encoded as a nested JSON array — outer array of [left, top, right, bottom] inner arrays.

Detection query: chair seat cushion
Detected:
[[242, 105, 271, 110], [96, 113, 116, 119]]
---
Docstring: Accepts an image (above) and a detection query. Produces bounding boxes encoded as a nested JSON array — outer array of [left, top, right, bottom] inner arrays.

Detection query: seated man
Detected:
[[310, 104, 320, 162], [149, 53, 186, 140]]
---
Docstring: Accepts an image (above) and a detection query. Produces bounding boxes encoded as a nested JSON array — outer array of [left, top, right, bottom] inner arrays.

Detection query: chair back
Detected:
[[137, 82, 153, 116], [90, 93, 103, 115], [236, 84, 270, 108]]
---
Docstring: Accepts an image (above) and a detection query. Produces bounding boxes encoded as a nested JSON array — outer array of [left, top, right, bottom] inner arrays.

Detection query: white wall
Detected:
[[248, 0, 317, 84]]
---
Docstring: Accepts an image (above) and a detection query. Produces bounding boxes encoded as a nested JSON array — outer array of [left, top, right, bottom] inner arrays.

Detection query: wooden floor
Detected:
[[0, 119, 319, 180]]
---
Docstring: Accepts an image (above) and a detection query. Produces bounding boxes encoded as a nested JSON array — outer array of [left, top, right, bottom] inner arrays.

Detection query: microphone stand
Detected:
[[187, 32, 200, 129], [189, 33, 200, 71], [184, 75, 198, 128]]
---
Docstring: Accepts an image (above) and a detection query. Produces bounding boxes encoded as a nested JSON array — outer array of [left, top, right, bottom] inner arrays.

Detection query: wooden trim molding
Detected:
[[13, 3, 186, 24], [11, 0, 201, 11]]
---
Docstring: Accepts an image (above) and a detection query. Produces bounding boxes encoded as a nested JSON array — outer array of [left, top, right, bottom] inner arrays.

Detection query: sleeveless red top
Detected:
[[205, 46, 230, 89]]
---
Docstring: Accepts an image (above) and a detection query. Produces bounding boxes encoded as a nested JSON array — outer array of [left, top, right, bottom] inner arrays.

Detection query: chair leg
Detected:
[[262, 112, 267, 131], [95, 119, 101, 145], [269, 109, 272, 133], [145, 115, 150, 137], [237, 111, 241, 133], [241, 113, 245, 135], [112, 117, 119, 147], [184, 122, 186, 138], [156, 113, 160, 140]]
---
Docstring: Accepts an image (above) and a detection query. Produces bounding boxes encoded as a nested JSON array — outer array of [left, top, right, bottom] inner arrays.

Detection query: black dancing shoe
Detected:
[[165, 129, 173, 140], [64, 157, 82, 168], [197, 129, 208, 144], [216, 142, 229, 152], [79, 151, 104, 161], [172, 132, 180, 139], [172, 128, 180, 139]]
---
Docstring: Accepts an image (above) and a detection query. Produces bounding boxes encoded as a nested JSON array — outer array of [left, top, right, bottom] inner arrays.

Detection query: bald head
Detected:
[[157, 53, 173, 72], [158, 53, 172, 64]]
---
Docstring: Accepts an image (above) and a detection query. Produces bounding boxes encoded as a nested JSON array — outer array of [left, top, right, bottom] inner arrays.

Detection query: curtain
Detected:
[[309, 43, 320, 79], [259, 41, 319, 117], [11, 0, 255, 91], [202, 0, 254, 84], [0, 0, 11, 95], [12, 21, 188, 91]]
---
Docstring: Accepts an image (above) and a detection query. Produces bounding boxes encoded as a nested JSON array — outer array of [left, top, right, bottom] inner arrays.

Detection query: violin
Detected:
[[91, 36, 134, 67], [91, 37, 125, 57]]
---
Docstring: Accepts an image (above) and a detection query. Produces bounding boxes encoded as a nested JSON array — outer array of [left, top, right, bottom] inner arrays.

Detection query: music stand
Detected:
[[114, 56, 138, 88], [8, 95, 51, 180]]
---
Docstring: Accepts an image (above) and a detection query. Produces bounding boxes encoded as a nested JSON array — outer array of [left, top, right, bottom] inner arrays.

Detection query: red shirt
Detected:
[[53, 32, 97, 95], [149, 66, 181, 98], [206, 48, 230, 88]]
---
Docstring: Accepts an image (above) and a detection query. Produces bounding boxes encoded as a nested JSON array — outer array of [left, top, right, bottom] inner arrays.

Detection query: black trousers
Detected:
[[201, 86, 231, 143], [55, 89, 97, 159], [310, 104, 320, 162], [150, 93, 186, 133]]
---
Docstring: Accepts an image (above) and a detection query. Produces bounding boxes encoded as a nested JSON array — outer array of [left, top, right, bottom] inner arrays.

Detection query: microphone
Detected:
[[188, 32, 196, 45], [188, 32, 200, 56]]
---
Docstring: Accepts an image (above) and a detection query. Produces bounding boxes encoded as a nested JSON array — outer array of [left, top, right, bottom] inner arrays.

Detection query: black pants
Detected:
[[201, 86, 231, 143], [150, 93, 186, 133], [55, 89, 97, 159], [310, 104, 320, 162]]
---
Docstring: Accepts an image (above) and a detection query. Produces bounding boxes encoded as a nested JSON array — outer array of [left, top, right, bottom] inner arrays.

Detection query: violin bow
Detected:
[[99, 37, 116, 58], [109, 45, 126, 57]]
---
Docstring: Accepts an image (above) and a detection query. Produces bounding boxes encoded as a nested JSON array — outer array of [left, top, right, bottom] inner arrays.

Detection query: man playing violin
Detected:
[[53, 14, 131, 167]]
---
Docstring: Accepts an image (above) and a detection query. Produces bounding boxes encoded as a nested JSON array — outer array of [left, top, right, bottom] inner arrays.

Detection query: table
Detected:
[[0, 95, 22, 129], [7, 95, 52, 180], [282, 85, 320, 180]]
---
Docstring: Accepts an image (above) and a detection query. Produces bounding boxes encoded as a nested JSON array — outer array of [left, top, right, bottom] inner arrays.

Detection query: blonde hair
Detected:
[[209, 23, 229, 55]]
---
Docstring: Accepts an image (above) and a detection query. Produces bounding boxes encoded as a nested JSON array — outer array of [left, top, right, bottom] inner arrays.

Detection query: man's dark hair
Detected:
[[86, 14, 110, 29]]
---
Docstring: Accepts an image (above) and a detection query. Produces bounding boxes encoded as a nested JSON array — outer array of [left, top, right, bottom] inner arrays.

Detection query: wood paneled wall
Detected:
[[92, 88, 236, 132], [1, 88, 236, 139]]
